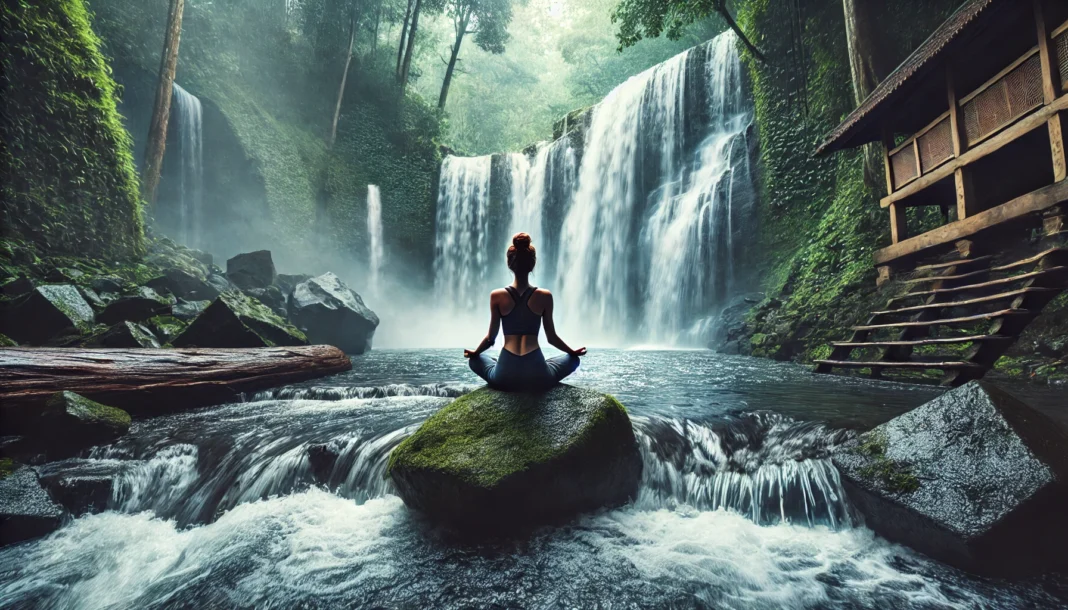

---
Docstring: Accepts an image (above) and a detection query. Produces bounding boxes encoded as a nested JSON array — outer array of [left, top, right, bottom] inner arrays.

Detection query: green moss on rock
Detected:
[[388, 385, 643, 530], [0, 333, 16, 347], [0, 0, 143, 259], [851, 431, 920, 494]]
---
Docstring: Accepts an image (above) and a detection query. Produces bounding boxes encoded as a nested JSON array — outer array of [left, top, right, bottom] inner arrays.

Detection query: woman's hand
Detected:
[[464, 349, 477, 359], [571, 347, 587, 357]]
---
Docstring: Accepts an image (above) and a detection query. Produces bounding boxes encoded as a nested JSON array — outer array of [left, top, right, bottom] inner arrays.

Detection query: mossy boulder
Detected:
[[0, 285, 94, 345], [88, 321, 161, 348], [97, 286, 173, 324], [0, 333, 16, 347], [173, 291, 307, 348], [388, 385, 642, 532], [40, 391, 132, 447], [833, 381, 1068, 576]]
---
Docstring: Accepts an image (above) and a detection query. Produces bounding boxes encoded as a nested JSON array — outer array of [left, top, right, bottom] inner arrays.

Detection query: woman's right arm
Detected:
[[465, 293, 502, 358], [542, 291, 586, 357]]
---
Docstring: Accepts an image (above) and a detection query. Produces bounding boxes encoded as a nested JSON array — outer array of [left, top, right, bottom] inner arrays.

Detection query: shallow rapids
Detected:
[[1, 350, 1064, 609]]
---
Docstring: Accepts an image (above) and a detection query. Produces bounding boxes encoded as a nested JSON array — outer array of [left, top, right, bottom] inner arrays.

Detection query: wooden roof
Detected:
[[815, 0, 1000, 156]]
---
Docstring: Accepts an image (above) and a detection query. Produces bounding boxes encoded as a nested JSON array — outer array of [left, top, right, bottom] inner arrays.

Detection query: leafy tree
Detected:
[[437, 0, 515, 109], [611, 0, 764, 60]]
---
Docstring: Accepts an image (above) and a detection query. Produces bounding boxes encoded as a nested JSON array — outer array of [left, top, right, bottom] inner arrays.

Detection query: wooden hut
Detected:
[[814, 0, 1068, 385]]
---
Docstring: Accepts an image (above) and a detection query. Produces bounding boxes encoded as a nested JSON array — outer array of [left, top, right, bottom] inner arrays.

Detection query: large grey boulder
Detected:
[[36, 459, 128, 516], [0, 285, 94, 345], [97, 286, 172, 324], [226, 250, 276, 290], [145, 267, 217, 301], [288, 272, 379, 354], [173, 291, 307, 348], [388, 385, 642, 533], [833, 381, 1068, 575], [0, 462, 65, 546], [35, 391, 132, 452]]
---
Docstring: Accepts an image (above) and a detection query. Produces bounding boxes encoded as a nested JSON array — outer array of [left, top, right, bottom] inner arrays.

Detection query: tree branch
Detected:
[[716, 1, 766, 63]]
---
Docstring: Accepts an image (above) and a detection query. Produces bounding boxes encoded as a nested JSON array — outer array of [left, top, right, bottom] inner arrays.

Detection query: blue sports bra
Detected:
[[501, 286, 541, 335]]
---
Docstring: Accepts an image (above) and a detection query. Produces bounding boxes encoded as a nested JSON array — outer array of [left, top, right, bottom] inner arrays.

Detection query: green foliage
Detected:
[[0, 458, 16, 480], [0, 0, 144, 260], [612, 0, 722, 50]]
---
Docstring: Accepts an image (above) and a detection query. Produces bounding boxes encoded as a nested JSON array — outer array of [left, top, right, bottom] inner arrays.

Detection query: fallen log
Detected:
[[0, 346, 352, 420]]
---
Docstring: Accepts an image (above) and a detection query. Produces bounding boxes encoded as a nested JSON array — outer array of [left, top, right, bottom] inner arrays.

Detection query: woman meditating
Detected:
[[465, 233, 587, 391]]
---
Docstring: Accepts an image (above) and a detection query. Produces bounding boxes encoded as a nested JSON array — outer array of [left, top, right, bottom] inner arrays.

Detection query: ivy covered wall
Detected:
[[731, 0, 961, 362], [1, 0, 144, 260]]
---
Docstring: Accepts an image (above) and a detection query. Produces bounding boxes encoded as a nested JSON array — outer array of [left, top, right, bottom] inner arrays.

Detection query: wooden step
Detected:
[[814, 359, 985, 371], [852, 309, 1031, 331], [914, 255, 993, 272], [889, 267, 1068, 303], [831, 335, 1013, 348], [903, 268, 989, 284], [989, 246, 1068, 272], [872, 287, 1057, 315]]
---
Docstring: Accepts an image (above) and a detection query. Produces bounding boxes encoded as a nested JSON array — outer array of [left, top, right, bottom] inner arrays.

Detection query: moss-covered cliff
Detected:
[[1, 0, 143, 260]]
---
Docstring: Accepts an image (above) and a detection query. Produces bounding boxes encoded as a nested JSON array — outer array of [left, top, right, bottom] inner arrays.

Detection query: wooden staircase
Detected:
[[815, 247, 1068, 386]]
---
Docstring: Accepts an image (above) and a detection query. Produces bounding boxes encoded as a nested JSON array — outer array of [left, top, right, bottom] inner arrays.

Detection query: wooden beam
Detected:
[[882, 129, 896, 194], [954, 167, 977, 219], [889, 202, 908, 244], [947, 64, 965, 156], [1035, 0, 1062, 103], [881, 93, 1068, 208], [874, 179, 1068, 265], [1050, 111, 1067, 182]]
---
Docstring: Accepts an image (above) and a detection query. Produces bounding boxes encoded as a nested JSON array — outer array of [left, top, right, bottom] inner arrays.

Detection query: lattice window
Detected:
[[962, 54, 1044, 146], [1056, 31, 1068, 87], [890, 145, 918, 187], [918, 118, 953, 173]]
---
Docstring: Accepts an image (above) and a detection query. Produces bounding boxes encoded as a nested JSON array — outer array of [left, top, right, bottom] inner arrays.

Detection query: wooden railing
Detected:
[[876, 8, 1068, 263]]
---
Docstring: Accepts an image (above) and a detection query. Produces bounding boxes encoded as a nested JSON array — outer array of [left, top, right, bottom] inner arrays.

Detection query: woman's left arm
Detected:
[[464, 293, 501, 358]]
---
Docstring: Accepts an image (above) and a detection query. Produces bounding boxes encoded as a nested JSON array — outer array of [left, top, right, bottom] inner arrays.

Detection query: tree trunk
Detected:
[[396, 0, 413, 80], [371, 0, 381, 61], [400, 0, 422, 90], [329, 15, 359, 148], [715, 1, 765, 63], [0, 346, 352, 417], [842, 0, 887, 188], [142, 0, 186, 207], [438, 12, 470, 110]]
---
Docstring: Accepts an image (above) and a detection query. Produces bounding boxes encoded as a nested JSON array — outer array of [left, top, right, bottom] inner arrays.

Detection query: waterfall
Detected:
[[171, 84, 204, 250], [434, 155, 494, 311], [433, 31, 754, 345], [367, 185, 384, 294]]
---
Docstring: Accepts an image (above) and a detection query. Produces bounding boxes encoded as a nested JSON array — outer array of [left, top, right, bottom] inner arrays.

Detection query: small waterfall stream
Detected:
[[171, 83, 204, 249], [433, 32, 754, 345], [367, 185, 384, 294]]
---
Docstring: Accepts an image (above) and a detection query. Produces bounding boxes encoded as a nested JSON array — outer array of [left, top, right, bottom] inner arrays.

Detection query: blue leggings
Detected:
[[469, 349, 580, 392]]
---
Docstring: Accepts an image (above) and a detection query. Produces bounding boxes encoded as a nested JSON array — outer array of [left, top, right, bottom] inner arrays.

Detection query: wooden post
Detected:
[[142, 0, 186, 207], [889, 202, 908, 244], [1035, 0, 1068, 181], [881, 128, 896, 194], [946, 62, 977, 220]]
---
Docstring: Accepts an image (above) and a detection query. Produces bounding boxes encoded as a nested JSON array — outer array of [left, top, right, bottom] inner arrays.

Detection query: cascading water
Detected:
[[433, 155, 493, 311], [432, 32, 754, 345], [171, 83, 204, 249], [367, 185, 384, 295]]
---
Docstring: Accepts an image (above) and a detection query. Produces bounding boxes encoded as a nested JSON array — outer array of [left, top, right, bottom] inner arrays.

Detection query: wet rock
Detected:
[[247, 285, 287, 318], [187, 249, 213, 268], [90, 275, 126, 294], [0, 333, 16, 347], [77, 286, 109, 311], [89, 321, 161, 348], [388, 385, 642, 532], [203, 273, 237, 299], [37, 392, 132, 450], [145, 267, 216, 300], [173, 291, 307, 348], [0, 285, 94, 345], [0, 461, 65, 546], [172, 299, 211, 321], [36, 459, 126, 516], [289, 272, 379, 354], [832, 381, 1068, 576], [274, 273, 312, 298], [308, 442, 341, 485], [97, 286, 173, 324], [226, 250, 276, 290], [0, 276, 33, 298], [146, 315, 187, 344]]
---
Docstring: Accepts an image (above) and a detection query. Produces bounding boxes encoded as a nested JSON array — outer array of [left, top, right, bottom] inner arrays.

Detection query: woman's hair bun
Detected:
[[507, 232, 536, 273]]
